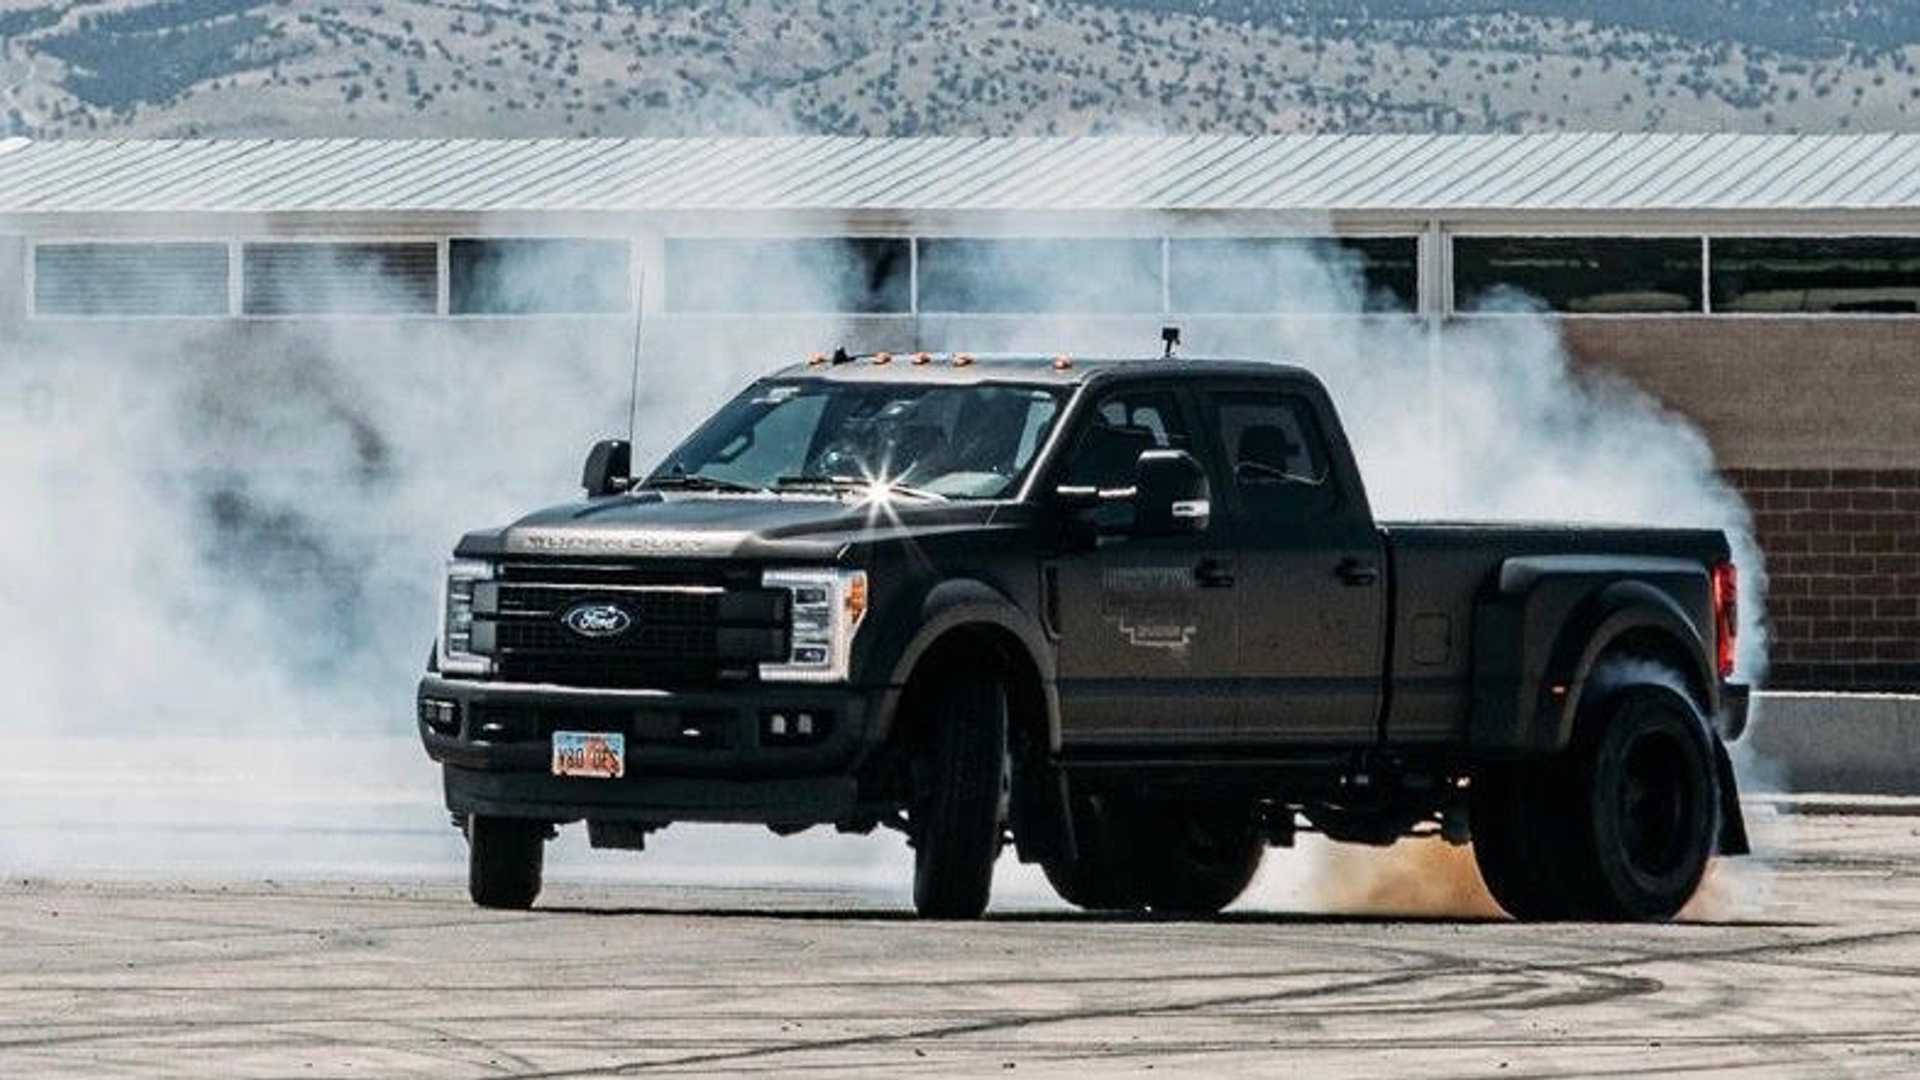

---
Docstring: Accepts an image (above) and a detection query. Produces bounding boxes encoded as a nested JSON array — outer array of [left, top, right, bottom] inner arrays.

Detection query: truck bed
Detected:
[[1377, 521, 1732, 745]]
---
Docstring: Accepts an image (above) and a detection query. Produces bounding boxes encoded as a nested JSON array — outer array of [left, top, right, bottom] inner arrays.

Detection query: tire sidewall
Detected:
[[1580, 687, 1718, 919], [468, 814, 545, 910], [910, 674, 1009, 918]]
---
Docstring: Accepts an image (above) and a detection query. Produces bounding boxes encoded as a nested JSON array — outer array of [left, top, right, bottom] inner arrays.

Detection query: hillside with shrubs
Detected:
[[2, 0, 1916, 138]]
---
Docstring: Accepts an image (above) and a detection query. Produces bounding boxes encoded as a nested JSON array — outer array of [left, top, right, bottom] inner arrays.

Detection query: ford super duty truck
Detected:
[[417, 353, 1751, 921]]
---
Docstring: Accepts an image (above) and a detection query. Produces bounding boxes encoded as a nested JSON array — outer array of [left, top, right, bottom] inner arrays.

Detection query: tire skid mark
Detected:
[[476, 926, 1920, 1077]]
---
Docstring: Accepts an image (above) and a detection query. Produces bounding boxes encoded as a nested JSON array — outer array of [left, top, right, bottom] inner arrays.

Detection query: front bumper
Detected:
[[417, 675, 896, 826]]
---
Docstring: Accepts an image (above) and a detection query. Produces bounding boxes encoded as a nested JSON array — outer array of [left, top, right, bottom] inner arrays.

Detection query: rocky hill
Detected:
[[2, 0, 1917, 139]]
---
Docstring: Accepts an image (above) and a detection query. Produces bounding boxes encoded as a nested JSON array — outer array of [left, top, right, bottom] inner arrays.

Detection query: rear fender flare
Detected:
[[1548, 580, 1718, 751]]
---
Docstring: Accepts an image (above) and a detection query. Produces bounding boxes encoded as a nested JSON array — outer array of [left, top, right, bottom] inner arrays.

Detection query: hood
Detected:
[[454, 491, 1007, 561]]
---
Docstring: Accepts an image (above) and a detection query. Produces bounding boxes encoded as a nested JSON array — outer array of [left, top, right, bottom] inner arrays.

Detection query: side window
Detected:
[[1211, 392, 1338, 522], [1062, 389, 1190, 489]]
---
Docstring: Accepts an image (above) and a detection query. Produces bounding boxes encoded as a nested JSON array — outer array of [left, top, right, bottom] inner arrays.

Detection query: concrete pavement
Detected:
[[3, 807, 1918, 1078]]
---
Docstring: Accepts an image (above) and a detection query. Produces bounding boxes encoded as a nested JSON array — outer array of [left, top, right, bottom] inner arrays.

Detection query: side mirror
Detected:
[[582, 439, 632, 497], [1133, 449, 1210, 535]]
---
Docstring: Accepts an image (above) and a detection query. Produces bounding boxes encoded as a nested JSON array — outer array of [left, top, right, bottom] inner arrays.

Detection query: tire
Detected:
[[1564, 684, 1719, 921], [467, 815, 545, 910], [1041, 795, 1146, 912], [909, 673, 1009, 919], [1134, 803, 1264, 916], [1471, 760, 1578, 921], [1471, 679, 1719, 923]]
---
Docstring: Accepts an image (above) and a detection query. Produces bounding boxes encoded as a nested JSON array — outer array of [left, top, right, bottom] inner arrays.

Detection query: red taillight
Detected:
[[1711, 561, 1738, 680]]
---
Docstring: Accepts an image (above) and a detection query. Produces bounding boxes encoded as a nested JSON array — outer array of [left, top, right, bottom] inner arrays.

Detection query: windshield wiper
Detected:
[[641, 472, 769, 494], [776, 474, 949, 502]]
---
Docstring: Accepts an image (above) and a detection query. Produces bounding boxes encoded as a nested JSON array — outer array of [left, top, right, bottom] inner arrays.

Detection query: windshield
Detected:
[[650, 379, 1068, 500]]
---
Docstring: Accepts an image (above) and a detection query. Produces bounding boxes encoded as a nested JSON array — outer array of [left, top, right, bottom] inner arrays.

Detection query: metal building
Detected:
[[3, 133, 1918, 691]]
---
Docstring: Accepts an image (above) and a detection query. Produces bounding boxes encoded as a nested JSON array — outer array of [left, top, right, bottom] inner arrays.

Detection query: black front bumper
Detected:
[[417, 675, 896, 826]]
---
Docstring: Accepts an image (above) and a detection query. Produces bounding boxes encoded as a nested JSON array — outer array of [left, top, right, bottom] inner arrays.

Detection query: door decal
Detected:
[[1101, 565, 1199, 653]]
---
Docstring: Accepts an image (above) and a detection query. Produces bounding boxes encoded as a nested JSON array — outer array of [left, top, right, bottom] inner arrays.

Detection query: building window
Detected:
[[242, 242, 438, 316], [33, 242, 229, 317], [1453, 237, 1703, 314], [451, 237, 630, 315], [1168, 237, 1417, 313], [1710, 237, 1920, 314], [917, 238, 1162, 314], [664, 238, 908, 314]]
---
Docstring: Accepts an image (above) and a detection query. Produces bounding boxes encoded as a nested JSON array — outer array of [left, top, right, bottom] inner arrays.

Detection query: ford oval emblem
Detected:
[[562, 601, 633, 639]]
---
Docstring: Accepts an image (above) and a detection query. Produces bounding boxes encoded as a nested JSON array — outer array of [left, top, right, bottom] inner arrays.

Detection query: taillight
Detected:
[[1711, 561, 1738, 680]]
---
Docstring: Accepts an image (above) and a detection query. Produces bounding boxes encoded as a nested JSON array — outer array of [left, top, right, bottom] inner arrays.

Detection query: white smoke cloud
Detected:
[[0, 221, 1768, 915]]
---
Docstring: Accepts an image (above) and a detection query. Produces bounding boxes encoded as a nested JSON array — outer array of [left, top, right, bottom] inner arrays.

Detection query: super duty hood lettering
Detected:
[[507, 528, 748, 557]]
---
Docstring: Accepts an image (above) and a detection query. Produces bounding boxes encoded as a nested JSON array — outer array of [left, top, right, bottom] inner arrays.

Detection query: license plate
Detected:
[[552, 731, 625, 779]]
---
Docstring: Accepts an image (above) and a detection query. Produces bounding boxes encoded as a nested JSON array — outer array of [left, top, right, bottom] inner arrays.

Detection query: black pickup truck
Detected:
[[418, 353, 1751, 922]]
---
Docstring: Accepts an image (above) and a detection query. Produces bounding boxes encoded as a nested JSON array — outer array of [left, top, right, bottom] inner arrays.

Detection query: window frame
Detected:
[[1197, 380, 1350, 526], [27, 238, 235, 321], [238, 238, 443, 318], [447, 235, 635, 318], [661, 236, 912, 316]]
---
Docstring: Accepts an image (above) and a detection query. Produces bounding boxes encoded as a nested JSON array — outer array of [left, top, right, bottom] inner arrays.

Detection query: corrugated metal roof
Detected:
[[1, 134, 1918, 215]]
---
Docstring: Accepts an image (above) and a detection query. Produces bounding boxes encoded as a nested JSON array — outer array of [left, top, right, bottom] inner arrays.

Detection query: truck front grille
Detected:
[[482, 562, 789, 688]]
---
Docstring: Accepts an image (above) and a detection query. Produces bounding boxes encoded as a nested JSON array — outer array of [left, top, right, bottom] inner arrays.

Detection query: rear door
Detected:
[[1046, 382, 1240, 747], [1201, 382, 1386, 743]]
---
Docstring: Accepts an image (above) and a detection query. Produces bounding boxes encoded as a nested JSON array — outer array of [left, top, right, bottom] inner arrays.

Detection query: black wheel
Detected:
[[1134, 803, 1264, 915], [1471, 760, 1578, 921], [1041, 794, 1146, 912], [467, 815, 545, 910], [1566, 684, 1719, 921], [909, 673, 1009, 919]]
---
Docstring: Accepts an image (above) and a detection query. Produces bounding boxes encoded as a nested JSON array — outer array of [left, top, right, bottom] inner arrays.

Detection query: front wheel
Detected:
[[909, 674, 1009, 919], [467, 815, 546, 910]]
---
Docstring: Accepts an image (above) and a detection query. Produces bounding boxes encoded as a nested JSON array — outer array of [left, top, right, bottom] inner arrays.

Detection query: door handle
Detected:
[[1195, 559, 1235, 589], [1336, 558, 1379, 587]]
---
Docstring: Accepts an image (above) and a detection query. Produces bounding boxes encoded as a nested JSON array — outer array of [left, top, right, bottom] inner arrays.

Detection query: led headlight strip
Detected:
[[761, 568, 869, 683], [439, 558, 495, 677]]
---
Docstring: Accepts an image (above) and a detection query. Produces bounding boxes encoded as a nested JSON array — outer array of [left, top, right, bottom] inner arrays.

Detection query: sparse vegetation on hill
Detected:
[[0, 0, 1915, 139]]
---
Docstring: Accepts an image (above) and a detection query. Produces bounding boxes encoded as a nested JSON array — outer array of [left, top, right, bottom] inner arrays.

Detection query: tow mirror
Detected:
[[582, 439, 632, 497], [1133, 449, 1210, 535]]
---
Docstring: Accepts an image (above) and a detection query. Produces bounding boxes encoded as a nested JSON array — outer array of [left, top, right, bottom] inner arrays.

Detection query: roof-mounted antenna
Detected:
[[625, 264, 648, 448], [831, 347, 854, 365], [1161, 326, 1182, 359]]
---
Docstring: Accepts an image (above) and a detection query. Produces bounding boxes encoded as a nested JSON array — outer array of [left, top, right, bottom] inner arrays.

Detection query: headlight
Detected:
[[439, 558, 495, 677], [761, 568, 868, 683]]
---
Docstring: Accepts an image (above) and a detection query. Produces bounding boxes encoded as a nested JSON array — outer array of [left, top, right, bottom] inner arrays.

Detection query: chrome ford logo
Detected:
[[562, 602, 633, 639]]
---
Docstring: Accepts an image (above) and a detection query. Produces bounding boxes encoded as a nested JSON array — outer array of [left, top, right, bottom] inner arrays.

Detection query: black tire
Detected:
[[1134, 803, 1264, 915], [1564, 684, 1720, 921], [467, 815, 545, 910], [1471, 760, 1578, 921], [1041, 795, 1146, 912], [910, 673, 1009, 919]]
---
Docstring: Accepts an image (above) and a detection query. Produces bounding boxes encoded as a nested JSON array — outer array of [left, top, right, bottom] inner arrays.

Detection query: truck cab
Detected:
[[419, 353, 1748, 921]]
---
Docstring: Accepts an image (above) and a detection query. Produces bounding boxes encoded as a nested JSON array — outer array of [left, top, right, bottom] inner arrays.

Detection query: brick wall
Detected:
[[1727, 468, 1920, 691]]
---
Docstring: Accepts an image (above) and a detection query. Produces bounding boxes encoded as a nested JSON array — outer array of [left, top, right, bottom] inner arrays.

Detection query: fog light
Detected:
[[762, 709, 832, 746], [420, 698, 461, 736]]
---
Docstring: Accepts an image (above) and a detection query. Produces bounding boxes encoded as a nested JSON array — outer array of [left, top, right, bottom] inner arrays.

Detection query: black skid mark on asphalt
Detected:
[[470, 925, 1920, 1079]]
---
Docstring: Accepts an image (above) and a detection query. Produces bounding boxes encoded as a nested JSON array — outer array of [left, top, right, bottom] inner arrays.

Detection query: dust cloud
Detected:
[[0, 216, 1768, 919]]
